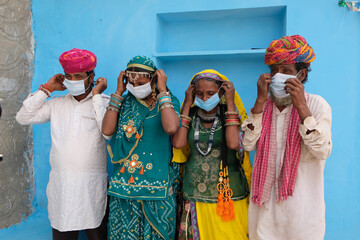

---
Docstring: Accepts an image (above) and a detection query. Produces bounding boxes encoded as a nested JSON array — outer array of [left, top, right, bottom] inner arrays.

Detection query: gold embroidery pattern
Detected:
[[146, 163, 153, 170], [122, 120, 137, 138]]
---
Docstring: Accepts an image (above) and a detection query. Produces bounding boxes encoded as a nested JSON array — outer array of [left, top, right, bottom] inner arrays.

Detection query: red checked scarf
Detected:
[[251, 96, 307, 206]]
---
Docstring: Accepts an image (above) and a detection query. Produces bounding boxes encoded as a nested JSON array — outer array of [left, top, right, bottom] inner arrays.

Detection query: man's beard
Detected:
[[269, 91, 292, 107]]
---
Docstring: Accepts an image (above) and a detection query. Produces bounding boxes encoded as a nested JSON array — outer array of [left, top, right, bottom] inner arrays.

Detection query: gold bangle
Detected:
[[107, 105, 120, 113], [180, 114, 191, 121], [160, 102, 174, 110], [157, 91, 171, 100]]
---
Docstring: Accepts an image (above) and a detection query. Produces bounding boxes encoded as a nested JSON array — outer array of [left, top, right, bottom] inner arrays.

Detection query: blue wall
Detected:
[[1, 0, 359, 239]]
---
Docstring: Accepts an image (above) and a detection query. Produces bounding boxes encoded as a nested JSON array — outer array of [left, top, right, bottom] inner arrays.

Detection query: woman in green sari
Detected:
[[102, 56, 180, 240]]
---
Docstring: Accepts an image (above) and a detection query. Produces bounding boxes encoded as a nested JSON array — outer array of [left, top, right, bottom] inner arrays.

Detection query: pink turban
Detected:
[[59, 48, 97, 73], [264, 35, 315, 65]]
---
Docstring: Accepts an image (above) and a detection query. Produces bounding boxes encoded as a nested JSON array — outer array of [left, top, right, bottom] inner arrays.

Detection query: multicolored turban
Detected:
[[59, 48, 97, 73], [126, 55, 157, 72], [264, 35, 315, 65]]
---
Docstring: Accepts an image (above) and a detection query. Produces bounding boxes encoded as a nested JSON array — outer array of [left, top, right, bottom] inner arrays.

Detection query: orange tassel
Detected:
[[120, 165, 125, 173], [222, 201, 230, 222], [228, 198, 235, 220], [216, 193, 224, 216], [128, 175, 134, 183], [139, 167, 144, 175], [135, 132, 140, 139]]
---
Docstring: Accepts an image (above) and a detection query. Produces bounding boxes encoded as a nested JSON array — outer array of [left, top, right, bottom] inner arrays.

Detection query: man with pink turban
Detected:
[[241, 35, 332, 239], [16, 48, 110, 240]]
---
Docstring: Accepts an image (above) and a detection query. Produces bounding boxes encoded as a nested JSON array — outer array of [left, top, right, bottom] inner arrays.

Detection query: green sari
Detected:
[[107, 92, 180, 240]]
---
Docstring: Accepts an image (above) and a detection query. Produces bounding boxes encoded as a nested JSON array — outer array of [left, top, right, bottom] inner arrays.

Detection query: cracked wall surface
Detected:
[[0, 0, 34, 229]]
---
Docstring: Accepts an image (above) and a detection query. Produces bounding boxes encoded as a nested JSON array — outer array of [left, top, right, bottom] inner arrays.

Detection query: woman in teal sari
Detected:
[[102, 56, 180, 240]]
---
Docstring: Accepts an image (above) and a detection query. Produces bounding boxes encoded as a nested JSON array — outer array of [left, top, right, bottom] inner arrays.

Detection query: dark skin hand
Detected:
[[248, 63, 312, 131]]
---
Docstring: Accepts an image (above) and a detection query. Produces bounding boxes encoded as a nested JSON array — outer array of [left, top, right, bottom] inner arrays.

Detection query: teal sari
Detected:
[[107, 92, 180, 240]]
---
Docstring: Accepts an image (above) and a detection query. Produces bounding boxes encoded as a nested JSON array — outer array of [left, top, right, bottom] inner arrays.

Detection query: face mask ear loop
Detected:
[[84, 75, 92, 92]]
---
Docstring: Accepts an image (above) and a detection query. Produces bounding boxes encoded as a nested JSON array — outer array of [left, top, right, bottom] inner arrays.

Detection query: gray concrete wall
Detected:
[[0, 0, 34, 229]]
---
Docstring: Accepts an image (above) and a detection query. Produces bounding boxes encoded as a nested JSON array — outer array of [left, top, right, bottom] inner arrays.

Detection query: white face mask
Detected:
[[269, 72, 300, 98], [126, 82, 152, 99], [63, 75, 91, 96]]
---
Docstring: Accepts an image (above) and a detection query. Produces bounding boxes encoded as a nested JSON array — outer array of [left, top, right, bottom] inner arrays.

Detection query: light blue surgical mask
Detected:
[[194, 93, 220, 112], [269, 71, 301, 98]]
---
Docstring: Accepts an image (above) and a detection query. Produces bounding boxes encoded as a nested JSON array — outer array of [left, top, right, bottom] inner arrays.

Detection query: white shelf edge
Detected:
[[154, 49, 265, 58]]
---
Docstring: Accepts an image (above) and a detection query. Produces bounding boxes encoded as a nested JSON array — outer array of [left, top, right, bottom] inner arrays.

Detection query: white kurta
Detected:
[[242, 94, 332, 240], [16, 90, 110, 231]]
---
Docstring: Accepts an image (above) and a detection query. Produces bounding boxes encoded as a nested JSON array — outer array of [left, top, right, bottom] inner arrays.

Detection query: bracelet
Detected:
[[225, 118, 240, 123], [181, 123, 189, 129], [111, 93, 124, 102], [157, 91, 171, 100], [225, 122, 241, 126], [39, 87, 51, 98], [107, 105, 120, 113], [160, 102, 174, 110], [110, 97, 123, 104], [43, 83, 54, 93], [225, 111, 238, 115], [109, 102, 121, 108], [180, 115, 191, 121], [226, 114, 239, 119], [181, 118, 190, 125], [159, 99, 172, 105]]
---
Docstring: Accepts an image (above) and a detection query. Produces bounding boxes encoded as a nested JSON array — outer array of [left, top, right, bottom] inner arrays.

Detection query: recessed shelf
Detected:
[[154, 49, 265, 61], [156, 6, 286, 54]]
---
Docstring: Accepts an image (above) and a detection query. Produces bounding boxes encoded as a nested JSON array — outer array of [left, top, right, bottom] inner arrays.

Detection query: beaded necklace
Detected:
[[198, 109, 217, 123], [194, 110, 219, 156]]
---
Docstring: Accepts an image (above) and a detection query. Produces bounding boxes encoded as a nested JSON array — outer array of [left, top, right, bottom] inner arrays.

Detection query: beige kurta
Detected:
[[241, 94, 332, 240]]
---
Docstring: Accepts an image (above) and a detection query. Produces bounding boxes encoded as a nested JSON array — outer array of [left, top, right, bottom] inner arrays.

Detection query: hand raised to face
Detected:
[[47, 73, 66, 92], [116, 71, 127, 96], [92, 77, 107, 95], [153, 69, 167, 93]]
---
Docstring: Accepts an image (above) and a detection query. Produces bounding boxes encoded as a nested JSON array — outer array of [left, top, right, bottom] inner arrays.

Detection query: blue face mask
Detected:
[[194, 93, 220, 112]]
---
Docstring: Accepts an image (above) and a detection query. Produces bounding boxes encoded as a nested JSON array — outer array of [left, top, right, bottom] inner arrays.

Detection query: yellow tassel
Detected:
[[120, 165, 125, 173], [220, 160, 223, 170], [216, 193, 224, 216]]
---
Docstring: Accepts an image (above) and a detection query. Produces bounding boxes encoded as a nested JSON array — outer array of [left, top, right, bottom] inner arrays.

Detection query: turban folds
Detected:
[[126, 55, 157, 72], [264, 35, 315, 65], [59, 48, 97, 73]]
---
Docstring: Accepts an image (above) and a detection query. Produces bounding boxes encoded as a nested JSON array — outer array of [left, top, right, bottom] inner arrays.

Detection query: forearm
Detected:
[[101, 93, 123, 137], [101, 110, 119, 136], [160, 108, 180, 135], [225, 101, 239, 149], [172, 104, 191, 148], [225, 125, 239, 150]]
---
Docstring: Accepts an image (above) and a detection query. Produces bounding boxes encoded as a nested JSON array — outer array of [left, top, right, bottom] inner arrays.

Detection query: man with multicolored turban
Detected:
[[16, 48, 110, 240], [241, 35, 332, 239]]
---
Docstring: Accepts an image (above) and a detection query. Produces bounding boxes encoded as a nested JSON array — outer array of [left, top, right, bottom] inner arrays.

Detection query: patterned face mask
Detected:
[[125, 71, 152, 83]]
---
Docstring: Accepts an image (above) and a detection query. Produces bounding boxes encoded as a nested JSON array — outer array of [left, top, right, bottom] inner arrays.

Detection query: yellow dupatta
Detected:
[[172, 69, 252, 188]]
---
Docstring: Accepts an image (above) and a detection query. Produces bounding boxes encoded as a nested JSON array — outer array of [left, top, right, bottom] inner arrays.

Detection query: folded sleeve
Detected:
[[92, 93, 111, 140], [241, 110, 263, 151], [298, 95, 332, 160]]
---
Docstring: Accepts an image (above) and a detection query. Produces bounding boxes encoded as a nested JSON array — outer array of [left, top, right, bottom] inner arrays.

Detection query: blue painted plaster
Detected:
[[1, 0, 359, 239]]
